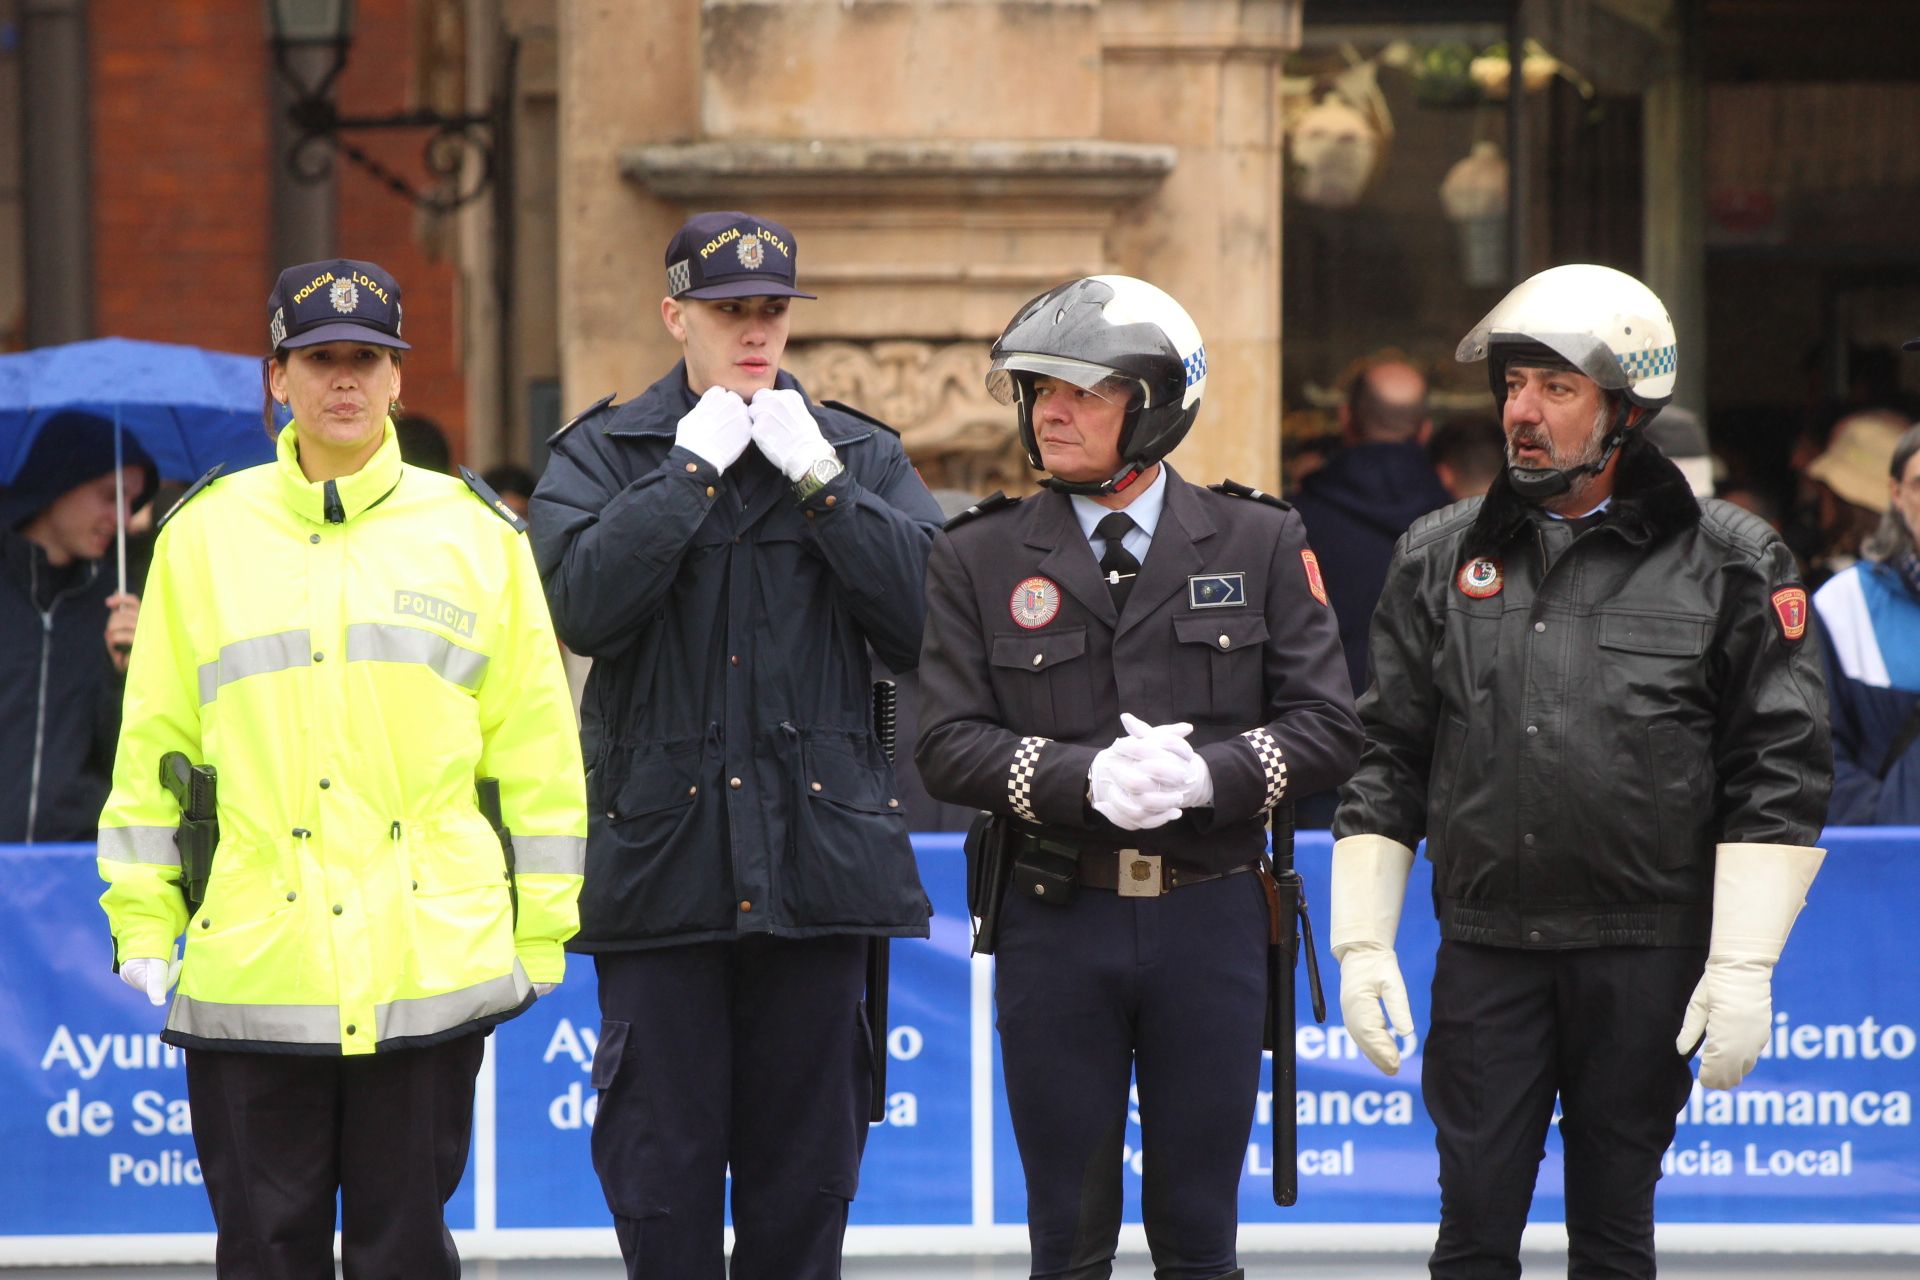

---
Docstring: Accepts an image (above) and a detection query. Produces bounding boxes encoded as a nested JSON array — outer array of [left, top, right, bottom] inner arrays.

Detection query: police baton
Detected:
[[1266, 799, 1327, 1207], [866, 679, 898, 1123]]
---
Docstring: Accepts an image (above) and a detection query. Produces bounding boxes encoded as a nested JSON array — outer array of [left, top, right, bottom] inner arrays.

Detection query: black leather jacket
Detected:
[[1335, 434, 1832, 948]]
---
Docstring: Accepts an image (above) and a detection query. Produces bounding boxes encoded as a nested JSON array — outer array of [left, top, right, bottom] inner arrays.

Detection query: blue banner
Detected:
[[4, 828, 1916, 1250]]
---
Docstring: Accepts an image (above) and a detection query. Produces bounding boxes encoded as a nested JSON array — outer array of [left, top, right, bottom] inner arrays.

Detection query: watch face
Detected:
[[813, 458, 842, 482]]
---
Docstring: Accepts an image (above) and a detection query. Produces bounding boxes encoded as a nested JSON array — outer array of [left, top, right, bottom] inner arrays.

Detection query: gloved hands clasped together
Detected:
[[672, 386, 839, 482], [1087, 712, 1213, 831]]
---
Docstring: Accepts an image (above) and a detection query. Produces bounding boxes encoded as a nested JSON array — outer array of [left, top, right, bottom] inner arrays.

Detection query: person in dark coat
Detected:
[[1331, 266, 1831, 1280], [528, 211, 943, 1280], [0, 413, 154, 842], [917, 275, 1362, 1280], [1290, 359, 1451, 825]]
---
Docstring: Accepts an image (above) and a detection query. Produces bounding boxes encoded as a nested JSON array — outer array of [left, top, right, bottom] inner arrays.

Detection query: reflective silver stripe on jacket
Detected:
[[346, 623, 489, 690], [198, 630, 311, 704], [513, 834, 586, 876], [167, 963, 528, 1047], [97, 826, 181, 866], [376, 967, 527, 1042]]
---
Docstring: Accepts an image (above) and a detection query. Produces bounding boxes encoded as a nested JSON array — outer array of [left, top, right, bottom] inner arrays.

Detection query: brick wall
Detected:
[[88, 0, 466, 457]]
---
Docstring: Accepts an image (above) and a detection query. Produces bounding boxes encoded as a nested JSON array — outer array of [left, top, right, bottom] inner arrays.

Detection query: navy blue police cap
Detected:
[[664, 211, 816, 301], [268, 259, 411, 351]]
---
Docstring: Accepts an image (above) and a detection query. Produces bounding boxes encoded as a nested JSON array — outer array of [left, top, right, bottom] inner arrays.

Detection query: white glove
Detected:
[[533, 982, 556, 998], [119, 955, 178, 1007], [749, 388, 837, 481], [674, 386, 753, 471], [1330, 835, 1417, 1075], [1087, 731, 1191, 830], [1677, 842, 1825, 1090], [1119, 712, 1213, 809]]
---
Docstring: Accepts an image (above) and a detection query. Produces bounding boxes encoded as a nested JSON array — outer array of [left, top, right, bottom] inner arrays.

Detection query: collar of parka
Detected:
[[1461, 426, 1702, 565], [274, 419, 405, 525]]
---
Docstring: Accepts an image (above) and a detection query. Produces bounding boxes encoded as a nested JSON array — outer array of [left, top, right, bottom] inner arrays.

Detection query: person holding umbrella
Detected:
[[97, 258, 587, 1278], [0, 413, 155, 842]]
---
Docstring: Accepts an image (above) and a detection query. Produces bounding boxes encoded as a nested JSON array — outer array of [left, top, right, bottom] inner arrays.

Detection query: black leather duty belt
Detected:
[[1076, 849, 1260, 897]]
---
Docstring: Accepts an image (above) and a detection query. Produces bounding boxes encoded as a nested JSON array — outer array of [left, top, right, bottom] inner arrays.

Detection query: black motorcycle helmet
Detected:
[[986, 275, 1208, 496]]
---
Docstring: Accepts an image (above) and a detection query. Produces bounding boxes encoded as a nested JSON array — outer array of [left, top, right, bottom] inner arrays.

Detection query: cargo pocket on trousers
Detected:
[[588, 1019, 669, 1220], [590, 1019, 630, 1090]]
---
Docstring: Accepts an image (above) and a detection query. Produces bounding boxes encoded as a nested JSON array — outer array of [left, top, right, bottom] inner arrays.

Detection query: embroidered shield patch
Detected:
[[1771, 586, 1808, 641], [1457, 557, 1503, 598], [1009, 576, 1062, 630], [1301, 550, 1329, 606]]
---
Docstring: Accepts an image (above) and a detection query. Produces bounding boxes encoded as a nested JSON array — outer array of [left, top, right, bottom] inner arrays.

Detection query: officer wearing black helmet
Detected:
[[916, 276, 1363, 1280]]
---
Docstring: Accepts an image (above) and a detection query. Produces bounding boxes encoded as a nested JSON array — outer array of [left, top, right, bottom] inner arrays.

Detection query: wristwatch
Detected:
[[793, 454, 845, 500]]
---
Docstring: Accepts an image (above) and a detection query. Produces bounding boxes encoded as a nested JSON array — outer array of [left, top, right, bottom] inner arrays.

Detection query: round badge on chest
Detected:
[[1009, 576, 1062, 629], [1457, 557, 1504, 598]]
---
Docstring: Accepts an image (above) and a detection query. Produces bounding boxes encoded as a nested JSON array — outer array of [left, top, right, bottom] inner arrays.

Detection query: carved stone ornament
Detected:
[[785, 340, 1040, 499]]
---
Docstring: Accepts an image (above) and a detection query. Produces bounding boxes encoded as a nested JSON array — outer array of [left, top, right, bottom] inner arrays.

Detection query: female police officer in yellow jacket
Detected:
[[96, 259, 586, 1279]]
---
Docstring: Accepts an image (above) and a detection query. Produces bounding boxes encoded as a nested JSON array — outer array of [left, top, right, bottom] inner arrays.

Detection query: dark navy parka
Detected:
[[530, 364, 943, 950]]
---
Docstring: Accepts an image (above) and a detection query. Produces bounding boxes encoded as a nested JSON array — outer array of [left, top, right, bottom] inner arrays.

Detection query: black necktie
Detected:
[[1095, 512, 1140, 612]]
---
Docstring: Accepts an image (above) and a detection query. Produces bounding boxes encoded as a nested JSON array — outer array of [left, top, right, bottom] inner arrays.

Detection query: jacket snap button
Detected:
[[309, 533, 320, 544], [810, 781, 823, 792], [823, 495, 837, 507], [1218, 635, 1230, 648], [729, 777, 742, 789], [346, 1024, 356, 1035], [1526, 725, 1538, 737], [730, 655, 740, 666], [685, 462, 698, 473], [313, 652, 325, 662], [286, 891, 297, 901], [687, 785, 697, 797], [1523, 833, 1536, 847], [888, 799, 899, 809], [1534, 622, 1546, 633], [332, 904, 344, 915], [706, 486, 716, 498], [1031, 653, 1043, 666], [739, 900, 752, 912], [200, 918, 209, 929], [1528, 930, 1543, 943], [319, 777, 331, 789]]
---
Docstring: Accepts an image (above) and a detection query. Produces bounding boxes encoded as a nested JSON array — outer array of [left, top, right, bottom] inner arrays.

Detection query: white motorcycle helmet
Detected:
[[1457, 264, 1677, 499]]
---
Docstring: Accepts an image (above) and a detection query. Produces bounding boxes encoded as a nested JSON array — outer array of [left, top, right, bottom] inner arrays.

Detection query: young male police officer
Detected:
[[529, 212, 944, 1279], [916, 276, 1363, 1280], [1330, 265, 1832, 1279]]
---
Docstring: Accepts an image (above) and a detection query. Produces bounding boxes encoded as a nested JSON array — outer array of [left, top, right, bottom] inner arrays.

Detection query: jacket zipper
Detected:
[[324, 479, 345, 524]]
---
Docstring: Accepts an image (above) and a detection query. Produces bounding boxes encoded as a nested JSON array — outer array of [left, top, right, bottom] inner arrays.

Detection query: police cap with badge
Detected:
[[663, 211, 816, 301], [267, 259, 410, 352]]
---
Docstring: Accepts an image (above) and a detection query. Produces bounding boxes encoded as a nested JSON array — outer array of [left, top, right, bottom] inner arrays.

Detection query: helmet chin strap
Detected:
[[1508, 399, 1633, 503], [1041, 461, 1148, 497]]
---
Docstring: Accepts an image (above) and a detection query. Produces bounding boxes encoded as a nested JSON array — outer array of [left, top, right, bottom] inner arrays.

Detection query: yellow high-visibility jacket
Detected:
[[99, 423, 586, 1056]]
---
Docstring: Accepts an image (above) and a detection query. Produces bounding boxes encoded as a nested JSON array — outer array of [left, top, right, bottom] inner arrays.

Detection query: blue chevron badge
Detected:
[[1188, 573, 1246, 609]]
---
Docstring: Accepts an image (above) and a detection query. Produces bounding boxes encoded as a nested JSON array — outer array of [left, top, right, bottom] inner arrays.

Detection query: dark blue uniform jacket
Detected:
[[1290, 440, 1452, 697], [530, 364, 943, 949], [915, 468, 1363, 869]]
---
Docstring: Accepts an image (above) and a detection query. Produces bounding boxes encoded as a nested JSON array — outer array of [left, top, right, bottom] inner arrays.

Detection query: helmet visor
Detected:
[[1457, 322, 1629, 392], [985, 353, 1133, 406]]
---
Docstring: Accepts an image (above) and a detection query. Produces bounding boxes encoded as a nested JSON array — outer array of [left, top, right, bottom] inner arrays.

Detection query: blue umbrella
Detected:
[[0, 337, 280, 599], [0, 336, 277, 487]]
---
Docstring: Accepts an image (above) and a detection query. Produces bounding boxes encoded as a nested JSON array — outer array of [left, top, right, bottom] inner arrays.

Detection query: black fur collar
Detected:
[[1462, 428, 1701, 562]]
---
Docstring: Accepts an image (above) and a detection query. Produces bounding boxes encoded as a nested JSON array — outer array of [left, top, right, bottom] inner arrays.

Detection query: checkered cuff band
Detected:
[[1241, 727, 1288, 809], [1008, 736, 1048, 823]]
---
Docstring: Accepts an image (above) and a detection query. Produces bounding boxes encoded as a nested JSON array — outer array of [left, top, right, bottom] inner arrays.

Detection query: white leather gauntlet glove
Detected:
[[1119, 712, 1213, 808], [119, 954, 179, 1007], [674, 386, 753, 471], [748, 388, 837, 481], [1330, 835, 1417, 1075], [1087, 732, 1190, 830], [1677, 841, 1826, 1090]]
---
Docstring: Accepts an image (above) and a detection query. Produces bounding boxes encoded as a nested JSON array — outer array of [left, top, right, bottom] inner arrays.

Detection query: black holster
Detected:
[[964, 811, 1016, 955]]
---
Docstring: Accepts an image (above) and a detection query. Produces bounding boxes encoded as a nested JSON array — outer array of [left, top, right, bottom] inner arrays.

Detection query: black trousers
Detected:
[[994, 873, 1269, 1280], [589, 935, 872, 1280], [1424, 941, 1706, 1280], [185, 1032, 486, 1280]]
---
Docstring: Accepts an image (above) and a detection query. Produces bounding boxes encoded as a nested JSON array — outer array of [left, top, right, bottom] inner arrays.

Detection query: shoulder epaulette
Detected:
[[156, 464, 225, 533], [942, 490, 1021, 532], [821, 399, 901, 437], [548, 392, 616, 445], [1209, 478, 1292, 512], [459, 466, 529, 532]]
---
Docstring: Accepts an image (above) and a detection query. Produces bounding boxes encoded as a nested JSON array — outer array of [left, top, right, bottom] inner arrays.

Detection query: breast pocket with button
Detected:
[[1171, 612, 1270, 721], [989, 627, 1097, 739]]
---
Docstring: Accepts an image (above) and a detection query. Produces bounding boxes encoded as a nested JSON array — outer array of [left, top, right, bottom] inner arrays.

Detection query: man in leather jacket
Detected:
[[1329, 265, 1832, 1280]]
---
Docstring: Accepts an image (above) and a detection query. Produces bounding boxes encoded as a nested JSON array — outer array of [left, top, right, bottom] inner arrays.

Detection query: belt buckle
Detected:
[[1117, 850, 1163, 897]]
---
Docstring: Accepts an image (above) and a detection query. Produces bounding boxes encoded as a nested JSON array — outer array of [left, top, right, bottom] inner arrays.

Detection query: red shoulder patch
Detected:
[[1301, 549, 1329, 606], [1771, 586, 1808, 641]]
